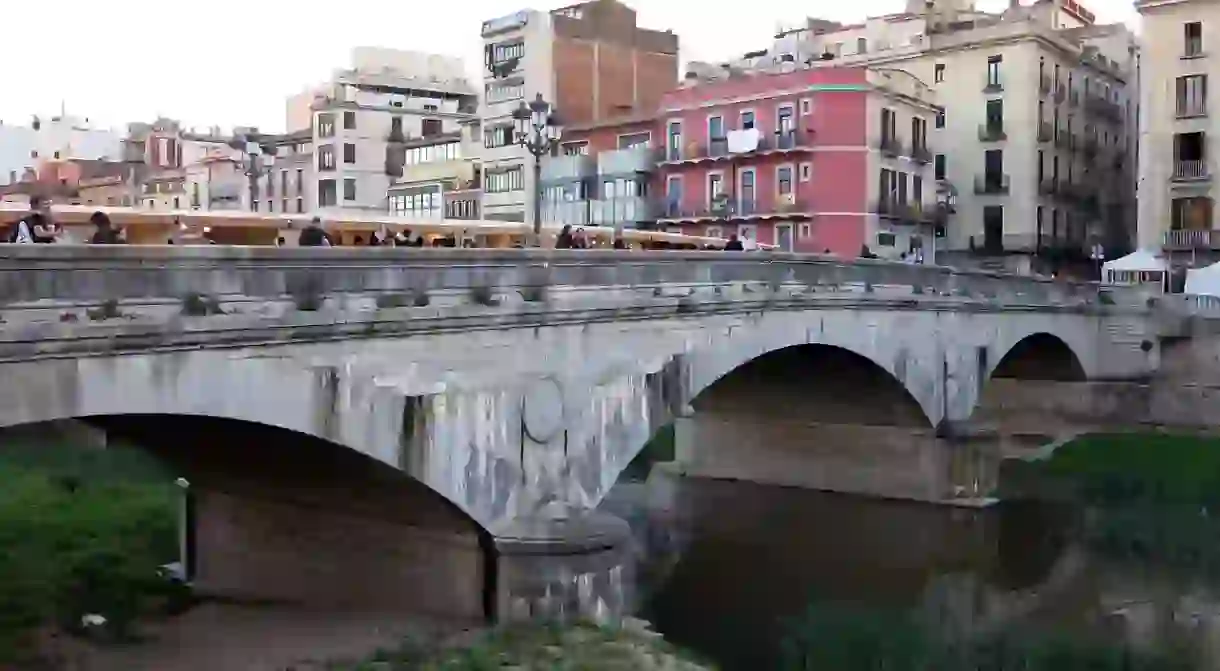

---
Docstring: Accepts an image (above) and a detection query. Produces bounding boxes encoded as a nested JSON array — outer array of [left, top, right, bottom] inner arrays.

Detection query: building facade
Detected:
[[0, 114, 123, 186], [1138, 0, 1220, 266], [479, 0, 678, 223], [387, 121, 482, 221], [311, 50, 478, 214], [705, 0, 1136, 272]]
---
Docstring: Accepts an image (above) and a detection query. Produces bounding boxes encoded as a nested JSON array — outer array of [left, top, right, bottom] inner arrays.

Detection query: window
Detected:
[[984, 149, 1004, 179], [740, 111, 755, 130], [934, 154, 946, 180], [913, 175, 923, 204], [708, 116, 724, 139], [617, 132, 651, 149], [296, 198, 303, 213], [983, 205, 1004, 252], [707, 173, 723, 206], [800, 98, 812, 115], [486, 167, 523, 193], [880, 108, 897, 143], [935, 107, 945, 129], [1175, 131, 1207, 177], [986, 55, 1002, 88], [777, 166, 793, 195], [1037, 149, 1044, 182], [422, 119, 443, 137], [343, 143, 356, 164], [986, 98, 1004, 126], [318, 144, 335, 171], [798, 223, 812, 239], [777, 105, 794, 134], [667, 121, 683, 160], [1185, 21, 1204, 58], [857, 37, 868, 54], [296, 169, 304, 193], [280, 170, 288, 195], [484, 124, 514, 148], [1177, 75, 1208, 117], [799, 163, 812, 181], [491, 41, 524, 63], [405, 141, 462, 165], [389, 186, 444, 217], [318, 179, 337, 207], [53, 150, 60, 159], [281, 199, 288, 212], [343, 178, 356, 201], [562, 141, 589, 156], [486, 81, 524, 103], [343, 111, 356, 130], [252, 200, 258, 212], [911, 117, 927, 151], [423, 104, 439, 112], [1172, 196, 1212, 230], [318, 113, 335, 138], [934, 63, 945, 83]]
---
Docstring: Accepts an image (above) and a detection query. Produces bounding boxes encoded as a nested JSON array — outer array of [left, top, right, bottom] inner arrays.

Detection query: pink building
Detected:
[[546, 65, 940, 257], [656, 66, 940, 256]]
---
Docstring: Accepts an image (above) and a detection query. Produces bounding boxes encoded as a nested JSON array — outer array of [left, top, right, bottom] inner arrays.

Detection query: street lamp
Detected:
[[228, 133, 275, 212], [512, 94, 563, 245]]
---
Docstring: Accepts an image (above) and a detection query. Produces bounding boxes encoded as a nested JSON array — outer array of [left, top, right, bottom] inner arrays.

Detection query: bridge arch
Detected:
[[989, 332, 1087, 382], [0, 413, 496, 620]]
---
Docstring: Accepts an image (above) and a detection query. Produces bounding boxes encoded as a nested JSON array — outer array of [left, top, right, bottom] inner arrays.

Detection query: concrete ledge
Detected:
[[0, 291, 1112, 362], [492, 510, 632, 556]]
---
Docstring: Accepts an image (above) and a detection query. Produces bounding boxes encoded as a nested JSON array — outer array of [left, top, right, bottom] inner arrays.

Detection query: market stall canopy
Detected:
[[1101, 249, 1168, 288], [1186, 261, 1220, 296]]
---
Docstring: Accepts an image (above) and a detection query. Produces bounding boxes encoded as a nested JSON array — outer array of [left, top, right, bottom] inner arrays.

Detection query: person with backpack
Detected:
[[6, 196, 59, 243]]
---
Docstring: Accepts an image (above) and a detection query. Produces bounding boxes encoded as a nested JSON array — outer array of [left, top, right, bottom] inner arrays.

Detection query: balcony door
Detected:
[[1175, 132, 1207, 179], [739, 169, 756, 214], [667, 121, 683, 161], [775, 223, 794, 252]]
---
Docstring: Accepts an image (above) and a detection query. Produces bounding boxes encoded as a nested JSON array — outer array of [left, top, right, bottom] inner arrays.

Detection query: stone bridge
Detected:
[[0, 246, 1161, 620]]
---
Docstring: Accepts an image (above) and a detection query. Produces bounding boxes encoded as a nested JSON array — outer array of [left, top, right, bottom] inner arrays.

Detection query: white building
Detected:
[[1137, 0, 1220, 267], [305, 48, 478, 214], [718, 0, 1137, 273], [0, 114, 123, 185]]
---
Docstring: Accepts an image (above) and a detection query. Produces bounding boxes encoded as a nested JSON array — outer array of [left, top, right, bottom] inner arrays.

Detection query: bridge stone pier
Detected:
[[0, 246, 1157, 619]]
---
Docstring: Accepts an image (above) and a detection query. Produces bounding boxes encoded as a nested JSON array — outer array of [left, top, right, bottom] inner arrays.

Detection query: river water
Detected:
[[600, 470, 1220, 670]]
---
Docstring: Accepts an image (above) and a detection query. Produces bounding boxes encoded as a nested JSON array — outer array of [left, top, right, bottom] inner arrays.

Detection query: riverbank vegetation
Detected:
[[330, 621, 713, 670], [0, 438, 182, 664]]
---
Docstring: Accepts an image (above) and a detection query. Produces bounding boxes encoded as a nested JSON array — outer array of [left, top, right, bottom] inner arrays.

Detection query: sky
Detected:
[[0, 0, 1138, 134]]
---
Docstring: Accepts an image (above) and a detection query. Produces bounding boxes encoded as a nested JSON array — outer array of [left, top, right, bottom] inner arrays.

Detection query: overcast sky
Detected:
[[0, 0, 1137, 133]]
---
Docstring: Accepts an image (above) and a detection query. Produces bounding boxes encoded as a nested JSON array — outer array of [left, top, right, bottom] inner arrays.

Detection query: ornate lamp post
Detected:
[[228, 132, 275, 212], [512, 94, 563, 245]]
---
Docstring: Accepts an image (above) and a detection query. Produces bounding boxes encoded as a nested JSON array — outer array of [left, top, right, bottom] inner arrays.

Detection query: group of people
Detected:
[[3, 197, 123, 245]]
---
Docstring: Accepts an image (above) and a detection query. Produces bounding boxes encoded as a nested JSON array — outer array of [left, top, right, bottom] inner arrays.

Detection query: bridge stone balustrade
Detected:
[[0, 246, 1161, 618]]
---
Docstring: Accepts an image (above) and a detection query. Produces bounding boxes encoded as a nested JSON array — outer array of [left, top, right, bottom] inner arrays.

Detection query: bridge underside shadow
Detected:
[[23, 415, 492, 622], [665, 344, 969, 502]]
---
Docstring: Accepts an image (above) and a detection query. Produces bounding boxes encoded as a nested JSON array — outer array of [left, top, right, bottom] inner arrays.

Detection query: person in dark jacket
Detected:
[[555, 225, 574, 249], [7, 196, 58, 243], [724, 234, 745, 251], [88, 211, 124, 244], [298, 217, 332, 246]]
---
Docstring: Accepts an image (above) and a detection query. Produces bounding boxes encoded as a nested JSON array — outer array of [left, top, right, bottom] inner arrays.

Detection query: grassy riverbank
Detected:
[[0, 438, 180, 664], [331, 621, 713, 670]]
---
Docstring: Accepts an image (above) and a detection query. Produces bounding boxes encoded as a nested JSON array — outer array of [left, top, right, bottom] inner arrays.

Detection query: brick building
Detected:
[[547, 66, 942, 257], [478, 0, 678, 223]]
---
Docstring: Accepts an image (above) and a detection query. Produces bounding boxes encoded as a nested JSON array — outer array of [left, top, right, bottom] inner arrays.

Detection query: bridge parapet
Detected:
[[0, 245, 1122, 310]]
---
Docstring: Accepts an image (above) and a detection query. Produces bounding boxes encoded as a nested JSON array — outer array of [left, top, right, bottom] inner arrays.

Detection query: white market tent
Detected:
[[1186, 261, 1220, 296], [1101, 249, 1168, 290]]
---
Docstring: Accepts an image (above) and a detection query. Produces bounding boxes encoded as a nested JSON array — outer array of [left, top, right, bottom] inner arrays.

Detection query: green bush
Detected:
[[0, 443, 179, 661]]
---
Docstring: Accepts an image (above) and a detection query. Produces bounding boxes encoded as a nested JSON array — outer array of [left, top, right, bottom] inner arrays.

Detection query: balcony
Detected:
[[1085, 94, 1123, 122], [656, 195, 811, 221], [874, 198, 930, 223], [1173, 160, 1210, 181], [598, 145, 659, 175], [878, 134, 903, 157], [977, 122, 1006, 142], [1039, 75, 1052, 95], [974, 173, 1010, 195], [589, 197, 655, 226], [1037, 122, 1053, 143], [659, 129, 815, 164], [983, 78, 1003, 93], [541, 199, 590, 227], [541, 153, 596, 181], [1164, 228, 1218, 250], [910, 144, 933, 164], [208, 182, 243, 202]]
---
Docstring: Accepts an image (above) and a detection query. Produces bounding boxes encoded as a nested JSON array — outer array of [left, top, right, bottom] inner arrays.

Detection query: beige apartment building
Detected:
[[1138, 0, 1220, 266], [714, 0, 1136, 273]]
